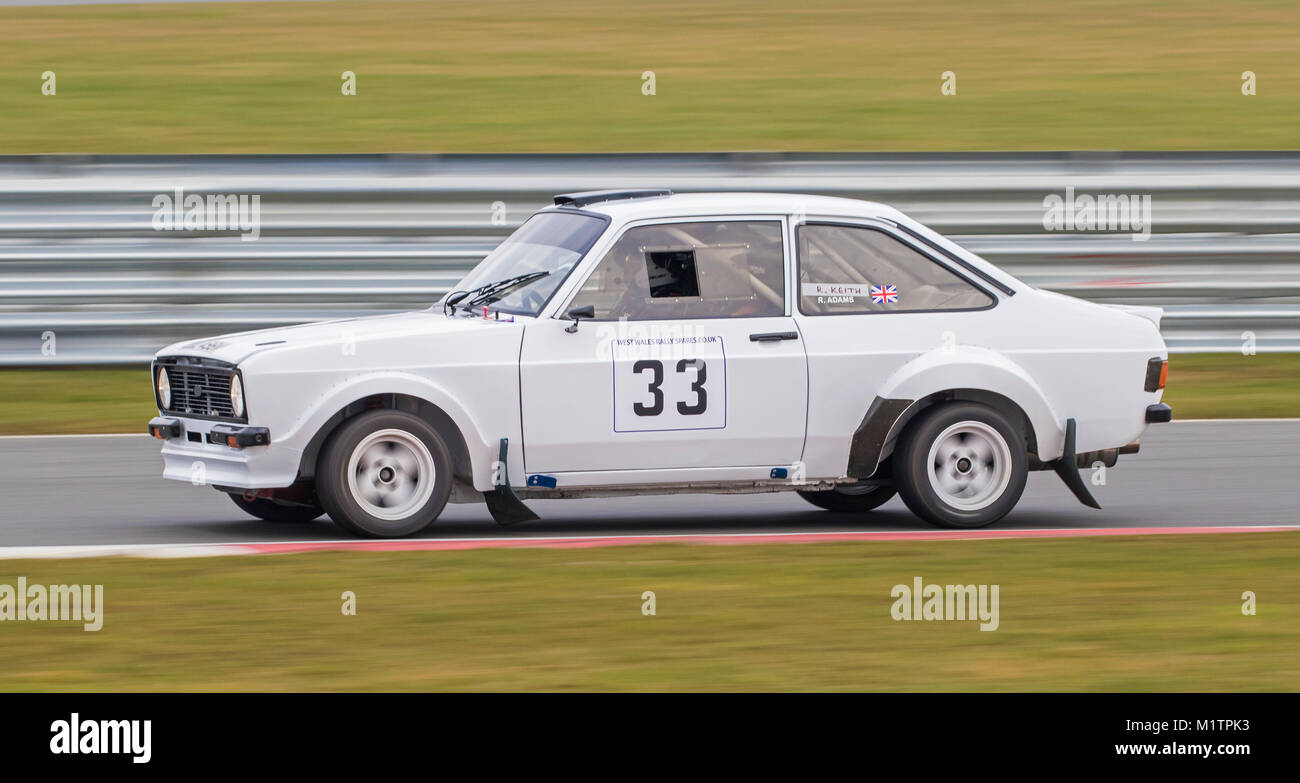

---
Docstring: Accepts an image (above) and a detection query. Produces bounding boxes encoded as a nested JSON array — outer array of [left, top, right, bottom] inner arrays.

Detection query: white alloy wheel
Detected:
[[925, 420, 1013, 511], [345, 428, 437, 521]]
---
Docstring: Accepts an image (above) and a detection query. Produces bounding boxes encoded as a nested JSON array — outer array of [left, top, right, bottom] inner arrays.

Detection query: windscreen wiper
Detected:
[[442, 270, 552, 316], [460, 270, 551, 310]]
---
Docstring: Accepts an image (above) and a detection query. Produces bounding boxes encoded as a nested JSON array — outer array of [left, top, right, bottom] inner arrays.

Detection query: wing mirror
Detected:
[[565, 304, 596, 333]]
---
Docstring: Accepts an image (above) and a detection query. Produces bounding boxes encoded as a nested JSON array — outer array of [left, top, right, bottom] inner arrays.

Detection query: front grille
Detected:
[[157, 360, 243, 422]]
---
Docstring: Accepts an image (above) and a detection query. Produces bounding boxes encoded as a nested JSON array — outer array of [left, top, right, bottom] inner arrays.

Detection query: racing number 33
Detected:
[[632, 358, 707, 416], [612, 336, 727, 433]]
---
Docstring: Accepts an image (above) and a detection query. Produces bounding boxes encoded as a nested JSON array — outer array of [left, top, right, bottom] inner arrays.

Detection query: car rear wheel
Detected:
[[228, 493, 325, 523], [797, 483, 896, 513], [316, 409, 453, 538], [894, 402, 1027, 529]]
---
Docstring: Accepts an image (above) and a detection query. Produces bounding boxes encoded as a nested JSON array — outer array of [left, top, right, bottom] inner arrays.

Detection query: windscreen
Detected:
[[448, 211, 607, 315]]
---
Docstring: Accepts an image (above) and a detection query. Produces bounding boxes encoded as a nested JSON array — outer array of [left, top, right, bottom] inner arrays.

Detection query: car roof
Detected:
[[546, 192, 907, 222]]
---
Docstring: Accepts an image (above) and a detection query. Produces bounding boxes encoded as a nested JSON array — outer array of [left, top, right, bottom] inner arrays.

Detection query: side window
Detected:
[[797, 224, 993, 314], [568, 220, 785, 320]]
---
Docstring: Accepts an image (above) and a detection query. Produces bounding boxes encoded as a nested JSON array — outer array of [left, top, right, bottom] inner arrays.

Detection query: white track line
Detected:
[[0, 433, 148, 439], [2, 525, 1298, 559], [0, 544, 258, 559]]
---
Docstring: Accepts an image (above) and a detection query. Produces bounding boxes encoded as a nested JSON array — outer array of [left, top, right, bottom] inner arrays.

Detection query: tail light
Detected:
[[1144, 357, 1167, 392]]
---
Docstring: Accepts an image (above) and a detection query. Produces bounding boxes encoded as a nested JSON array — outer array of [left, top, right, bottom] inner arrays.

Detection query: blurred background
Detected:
[[1, 0, 1298, 435], [3, 151, 1300, 365], [0, 0, 1298, 694]]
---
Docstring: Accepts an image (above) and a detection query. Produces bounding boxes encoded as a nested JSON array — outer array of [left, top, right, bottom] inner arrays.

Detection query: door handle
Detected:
[[749, 331, 799, 342]]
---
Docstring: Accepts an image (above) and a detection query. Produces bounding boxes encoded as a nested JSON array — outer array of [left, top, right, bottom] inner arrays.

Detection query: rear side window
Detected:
[[797, 224, 993, 314], [569, 220, 786, 320]]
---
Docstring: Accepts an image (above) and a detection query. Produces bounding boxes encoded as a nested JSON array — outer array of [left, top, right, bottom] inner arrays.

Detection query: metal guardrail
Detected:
[[2, 151, 1299, 364]]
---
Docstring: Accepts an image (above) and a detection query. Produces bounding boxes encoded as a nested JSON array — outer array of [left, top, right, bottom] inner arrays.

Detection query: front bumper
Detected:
[[206, 423, 271, 448], [149, 417, 269, 447], [149, 416, 299, 489], [147, 417, 182, 439]]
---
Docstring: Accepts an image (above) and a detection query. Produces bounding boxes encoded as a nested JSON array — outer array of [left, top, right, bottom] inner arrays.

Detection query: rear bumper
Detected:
[[1028, 438, 1140, 471], [1146, 403, 1173, 423]]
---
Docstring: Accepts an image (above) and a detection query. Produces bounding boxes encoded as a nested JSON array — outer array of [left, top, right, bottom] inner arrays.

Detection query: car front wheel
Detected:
[[228, 493, 325, 523], [316, 409, 453, 538], [894, 402, 1027, 529], [797, 483, 896, 513]]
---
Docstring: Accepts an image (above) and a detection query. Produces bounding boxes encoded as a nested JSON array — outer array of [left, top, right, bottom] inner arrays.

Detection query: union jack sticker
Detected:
[[870, 284, 898, 304]]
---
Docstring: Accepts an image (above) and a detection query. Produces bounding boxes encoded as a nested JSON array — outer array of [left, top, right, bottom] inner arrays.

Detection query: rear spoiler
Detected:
[[1104, 303, 1163, 328]]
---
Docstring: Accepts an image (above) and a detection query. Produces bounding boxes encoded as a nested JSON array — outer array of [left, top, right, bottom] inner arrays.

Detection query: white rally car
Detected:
[[149, 190, 1171, 537]]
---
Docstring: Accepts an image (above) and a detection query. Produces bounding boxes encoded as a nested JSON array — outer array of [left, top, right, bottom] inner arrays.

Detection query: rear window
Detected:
[[798, 224, 993, 314]]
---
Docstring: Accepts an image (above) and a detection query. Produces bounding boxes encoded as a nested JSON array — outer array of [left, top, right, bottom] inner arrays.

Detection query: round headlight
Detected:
[[230, 374, 245, 418], [157, 367, 171, 408]]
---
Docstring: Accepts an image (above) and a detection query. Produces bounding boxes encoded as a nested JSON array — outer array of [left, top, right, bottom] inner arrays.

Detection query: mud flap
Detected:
[[483, 437, 540, 525], [1050, 418, 1102, 509]]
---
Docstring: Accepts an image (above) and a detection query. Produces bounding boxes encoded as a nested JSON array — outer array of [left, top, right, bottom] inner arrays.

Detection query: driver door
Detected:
[[519, 217, 808, 475]]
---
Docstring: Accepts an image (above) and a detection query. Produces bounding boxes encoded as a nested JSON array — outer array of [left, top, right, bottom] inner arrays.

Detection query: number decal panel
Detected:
[[613, 336, 727, 432]]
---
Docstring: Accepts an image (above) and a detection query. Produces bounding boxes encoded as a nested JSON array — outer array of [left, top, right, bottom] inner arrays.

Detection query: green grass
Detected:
[[0, 354, 1295, 436], [0, 367, 156, 435], [0, 533, 1296, 691], [0, 0, 1295, 153], [1164, 353, 1300, 419]]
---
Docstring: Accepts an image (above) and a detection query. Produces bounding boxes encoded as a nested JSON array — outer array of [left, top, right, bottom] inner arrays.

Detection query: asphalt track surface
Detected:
[[0, 420, 1296, 548]]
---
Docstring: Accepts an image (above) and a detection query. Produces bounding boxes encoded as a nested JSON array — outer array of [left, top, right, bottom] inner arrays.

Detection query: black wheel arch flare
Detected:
[[846, 391, 1039, 479]]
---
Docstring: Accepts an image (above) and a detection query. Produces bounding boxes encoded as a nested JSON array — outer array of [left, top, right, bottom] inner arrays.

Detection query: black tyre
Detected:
[[894, 402, 1027, 529], [315, 409, 454, 538], [228, 493, 325, 523], [797, 484, 897, 513]]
